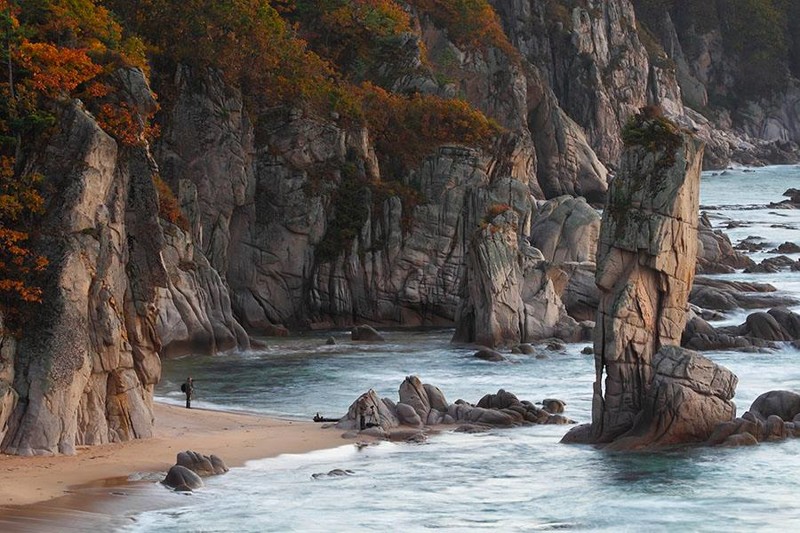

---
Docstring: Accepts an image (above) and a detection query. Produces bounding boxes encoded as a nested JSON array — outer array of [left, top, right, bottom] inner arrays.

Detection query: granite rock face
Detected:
[[529, 196, 600, 265], [603, 346, 737, 451], [0, 314, 17, 446], [156, 212, 249, 357], [0, 70, 251, 455], [589, 119, 705, 444], [562, 115, 737, 449], [148, 4, 615, 332], [452, 210, 580, 348], [2, 94, 163, 455]]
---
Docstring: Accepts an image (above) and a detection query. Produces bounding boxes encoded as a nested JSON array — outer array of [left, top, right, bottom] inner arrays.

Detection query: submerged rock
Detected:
[[312, 469, 354, 479], [351, 325, 385, 342], [474, 349, 507, 362]]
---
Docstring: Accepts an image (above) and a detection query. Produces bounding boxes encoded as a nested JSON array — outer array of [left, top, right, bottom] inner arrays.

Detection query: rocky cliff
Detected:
[[632, 1, 800, 168], [1, 0, 797, 455], [1, 87, 163, 454], [0, 71, 248, 454]]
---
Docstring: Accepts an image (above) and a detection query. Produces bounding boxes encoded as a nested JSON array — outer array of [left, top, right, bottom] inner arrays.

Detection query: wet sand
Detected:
[[0, 403, 352, 531]]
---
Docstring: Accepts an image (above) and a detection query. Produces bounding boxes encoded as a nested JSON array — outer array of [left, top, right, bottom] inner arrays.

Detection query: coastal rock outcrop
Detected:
[[563, 112, 737, 449], [335, 376, 573, 436], [706, 390, 800, 447], [589, 114, 706, 445], [689, 278, 796, 313], [696, 214, 756, 274], [162, 450, 228, 492], [682, 307, 800, 351], [2, 87, 163, 456], [176, 450, 229, 476], [162, 465, 204, 492], [603, 346, 737, 451], [452, 210, 580, 348]]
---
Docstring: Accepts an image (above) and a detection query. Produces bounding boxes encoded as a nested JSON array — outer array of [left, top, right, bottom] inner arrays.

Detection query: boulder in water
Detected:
[[603, 346, 737, 451], [542, 399, 566, 414], [176, 450, 229, 476], [474, 349, 506, 362], [351, 325, 385, 342], [162, 465, 204, 491], [748, 390, 800, 421]]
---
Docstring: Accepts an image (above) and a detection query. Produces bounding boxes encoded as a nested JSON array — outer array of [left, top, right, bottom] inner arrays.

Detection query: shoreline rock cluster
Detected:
[[161, 450, 229, 492], [334, 376, 572, 441]]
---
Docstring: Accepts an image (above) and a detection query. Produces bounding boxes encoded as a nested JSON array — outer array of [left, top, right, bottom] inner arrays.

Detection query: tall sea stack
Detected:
[[563, 111, 738, 449]]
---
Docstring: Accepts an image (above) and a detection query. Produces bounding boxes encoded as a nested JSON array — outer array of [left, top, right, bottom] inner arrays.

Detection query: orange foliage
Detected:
[[96, 102, 159, 146], [152, 174, 189, 231], [14, 41, 101, 99], [408, 0, 517, 59], [0, 157, 47, 318], [0, 228, 47, 304], [110, 0, 351, 117], [359, 82, 501, 174]]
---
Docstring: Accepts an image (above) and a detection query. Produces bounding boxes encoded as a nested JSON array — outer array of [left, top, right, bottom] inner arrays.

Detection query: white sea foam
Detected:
[[134, 166, 800, 532]]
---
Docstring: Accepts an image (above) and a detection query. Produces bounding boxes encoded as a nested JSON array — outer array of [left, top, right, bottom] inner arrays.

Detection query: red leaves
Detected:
[[0, 158, 47, 309], [407, 0, 517, 59], [359, 82, 500, 170], [15, 41, 101, 100]]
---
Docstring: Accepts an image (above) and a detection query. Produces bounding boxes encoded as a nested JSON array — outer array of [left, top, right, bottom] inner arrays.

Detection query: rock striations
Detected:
[[4, 1, 800, 457], [451, 208, 581, 348], [563, 113, 739, 450], [0, 71, 248, 455], [1, 89, 163, 455]]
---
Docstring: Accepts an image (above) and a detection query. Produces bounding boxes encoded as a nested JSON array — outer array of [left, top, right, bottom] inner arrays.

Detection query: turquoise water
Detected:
[[129, 166, 800, 532]]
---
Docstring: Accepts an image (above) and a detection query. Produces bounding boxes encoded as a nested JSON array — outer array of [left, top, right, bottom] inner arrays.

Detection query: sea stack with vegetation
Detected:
[[0, 0, 800, 478]]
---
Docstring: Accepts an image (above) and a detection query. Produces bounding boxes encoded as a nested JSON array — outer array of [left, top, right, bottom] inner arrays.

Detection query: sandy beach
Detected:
[[0, 403, 352, 529]]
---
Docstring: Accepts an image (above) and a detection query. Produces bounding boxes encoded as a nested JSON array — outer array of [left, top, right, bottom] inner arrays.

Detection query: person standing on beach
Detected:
[[183, 377, 194, 409]]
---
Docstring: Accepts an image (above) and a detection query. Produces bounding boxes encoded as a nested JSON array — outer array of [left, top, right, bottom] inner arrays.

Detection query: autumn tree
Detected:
[[108, 0, 358, 117], [281, 0, 412, 82], [406, 0, 517, 59], [359, 82, 501, 178], [0, 0, 146, 331]]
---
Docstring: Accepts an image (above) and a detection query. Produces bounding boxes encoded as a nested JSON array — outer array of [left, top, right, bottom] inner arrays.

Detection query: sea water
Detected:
[[129, 166, 800, 532]]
